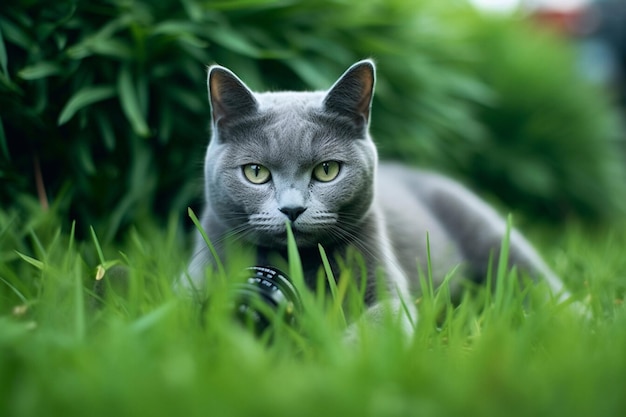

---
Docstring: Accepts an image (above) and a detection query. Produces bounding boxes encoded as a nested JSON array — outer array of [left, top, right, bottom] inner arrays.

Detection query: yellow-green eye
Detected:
[[243, 164, 271, 184], [313, 161, 341, 182]]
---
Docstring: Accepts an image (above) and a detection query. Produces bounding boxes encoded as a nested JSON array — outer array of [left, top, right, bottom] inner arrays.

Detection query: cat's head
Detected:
[[204, 60, 378, 249]]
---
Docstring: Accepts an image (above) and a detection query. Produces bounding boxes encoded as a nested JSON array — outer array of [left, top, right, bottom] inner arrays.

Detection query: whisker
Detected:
[[332, 218, 405, 277]]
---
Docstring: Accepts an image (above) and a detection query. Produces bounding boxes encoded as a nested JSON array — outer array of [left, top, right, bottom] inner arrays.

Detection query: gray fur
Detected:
[[181, 60, 567, 326]]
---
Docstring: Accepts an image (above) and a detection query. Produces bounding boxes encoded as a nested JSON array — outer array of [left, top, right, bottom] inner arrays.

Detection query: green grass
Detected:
[[1, 204, 625, 417]]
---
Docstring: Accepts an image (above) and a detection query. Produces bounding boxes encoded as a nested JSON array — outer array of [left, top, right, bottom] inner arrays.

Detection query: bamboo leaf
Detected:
[[205, 25, 261, 58], [151, 21, 210, 47], [89, 37, 133, 60], [0, 16, 33, 51], [0, 72, 22, 94], [94, 111, 116, 151], [66, 14, 134, 59], [0, 117, 8, 161], [0, 23, 8, 78], [18, 62, 63, 80], [57, 86, 116, 125], [152, 20, 202, 36], [118, 66, 150, 137], [76, 140, 96, 175]]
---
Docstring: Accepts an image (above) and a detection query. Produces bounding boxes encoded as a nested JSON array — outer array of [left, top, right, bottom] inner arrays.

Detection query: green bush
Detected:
[[458, 16, 626, 220], [1, 0, 624, 242]]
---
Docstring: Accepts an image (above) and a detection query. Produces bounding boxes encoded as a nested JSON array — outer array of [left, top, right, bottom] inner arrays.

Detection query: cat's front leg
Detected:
[[344, 297, 416, 344], [344, 255, 417, 343]]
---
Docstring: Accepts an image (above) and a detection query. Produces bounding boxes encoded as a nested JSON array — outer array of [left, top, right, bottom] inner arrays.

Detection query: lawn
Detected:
[[1, 204, 625, 417]]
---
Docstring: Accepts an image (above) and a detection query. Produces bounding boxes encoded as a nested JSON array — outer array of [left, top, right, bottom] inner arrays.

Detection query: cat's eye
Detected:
[[243, 164, 271, 184], [313, 161, 341, 182]]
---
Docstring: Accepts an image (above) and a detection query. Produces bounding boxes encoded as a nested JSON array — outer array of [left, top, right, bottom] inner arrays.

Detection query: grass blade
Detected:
[[130, 302, 175, 333], [15, 251, 44, 270], [73, 261, 85, 342], [187, 207, 225, 277], [318, 244, 347, 327], [494, 215, 513, 311], [285, 222, 304, 291], [0, 275, 28, 304], [90, 226, 106, 265], [318, 244, 338, 299]]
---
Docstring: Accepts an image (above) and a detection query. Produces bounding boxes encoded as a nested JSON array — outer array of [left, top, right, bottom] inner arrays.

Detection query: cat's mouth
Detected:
[[271, 225, 314, 244], [247, 212, 338, 247], [249, 223, 320, 248]]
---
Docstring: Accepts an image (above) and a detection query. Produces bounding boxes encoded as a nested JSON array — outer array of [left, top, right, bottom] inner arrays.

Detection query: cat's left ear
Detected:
[[323, 60, 375, 125]]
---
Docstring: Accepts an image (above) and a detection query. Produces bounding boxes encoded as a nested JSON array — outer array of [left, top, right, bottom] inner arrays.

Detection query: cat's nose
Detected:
[[279, 206, 307, 222]]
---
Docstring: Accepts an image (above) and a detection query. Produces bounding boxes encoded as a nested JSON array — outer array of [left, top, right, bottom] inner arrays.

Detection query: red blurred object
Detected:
[[532, 7, 590, 35]]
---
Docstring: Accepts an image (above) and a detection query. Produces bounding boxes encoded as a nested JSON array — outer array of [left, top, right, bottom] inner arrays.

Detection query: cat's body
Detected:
[[182, 60, 567, 327]]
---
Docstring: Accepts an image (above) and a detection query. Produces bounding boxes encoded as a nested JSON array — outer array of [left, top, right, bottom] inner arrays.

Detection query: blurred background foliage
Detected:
[[1, 0, 624, 242]]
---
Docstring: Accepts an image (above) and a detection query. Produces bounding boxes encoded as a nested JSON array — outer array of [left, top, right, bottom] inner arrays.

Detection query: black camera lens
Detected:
[[233, 266, 302, 335]]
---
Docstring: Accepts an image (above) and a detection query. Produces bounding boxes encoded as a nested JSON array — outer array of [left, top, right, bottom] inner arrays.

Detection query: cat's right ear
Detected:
[[208, 65, 258, 125]]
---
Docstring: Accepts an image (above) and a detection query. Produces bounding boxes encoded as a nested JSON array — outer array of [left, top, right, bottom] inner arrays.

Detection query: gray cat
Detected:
[[181, 60, 568, 329]]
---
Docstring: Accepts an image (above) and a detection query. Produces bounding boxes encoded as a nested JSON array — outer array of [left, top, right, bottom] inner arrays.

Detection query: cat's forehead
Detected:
[[215, 90, 368, 169], [254, 114, 346, 169], [255, 91, 326, 112]]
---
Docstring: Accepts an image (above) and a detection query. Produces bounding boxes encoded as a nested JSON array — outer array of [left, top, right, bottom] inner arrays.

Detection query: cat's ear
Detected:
[[323, 60, 375, 125], [208, 65, 258, 124]]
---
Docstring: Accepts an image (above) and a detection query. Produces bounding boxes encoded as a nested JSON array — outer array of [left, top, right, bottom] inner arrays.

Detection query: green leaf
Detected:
[[66, 14, 134, 60], [0, 23, 8, 78], [0, 17, 33, 51], [0, 72, 22, 94], [152, 20, 202, 36], [181, 0, 205, 22], [285, 59, 333, 90], [0, 117, 8, 161], [94, 111, 116, 151], [151, 20, 210, 47], [57, 86, 116, 125], [205, 25, 261, 58], [18, 62, 63, 80], [118, 66, 150, 137], [76, 140, 96, 175], [89, 37, 133, 60]]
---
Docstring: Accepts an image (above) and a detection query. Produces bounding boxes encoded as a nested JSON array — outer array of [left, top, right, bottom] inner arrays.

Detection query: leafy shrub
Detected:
[[457, 15, 626, 220], [0, 0, 624, 242]]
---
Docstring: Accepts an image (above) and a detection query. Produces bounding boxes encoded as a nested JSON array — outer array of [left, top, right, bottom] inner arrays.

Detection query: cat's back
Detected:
[[377, 162, 497, 223], [376, 162, 522, 292], [375, 163, 466, 290], [376, 162, 465, 222]]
